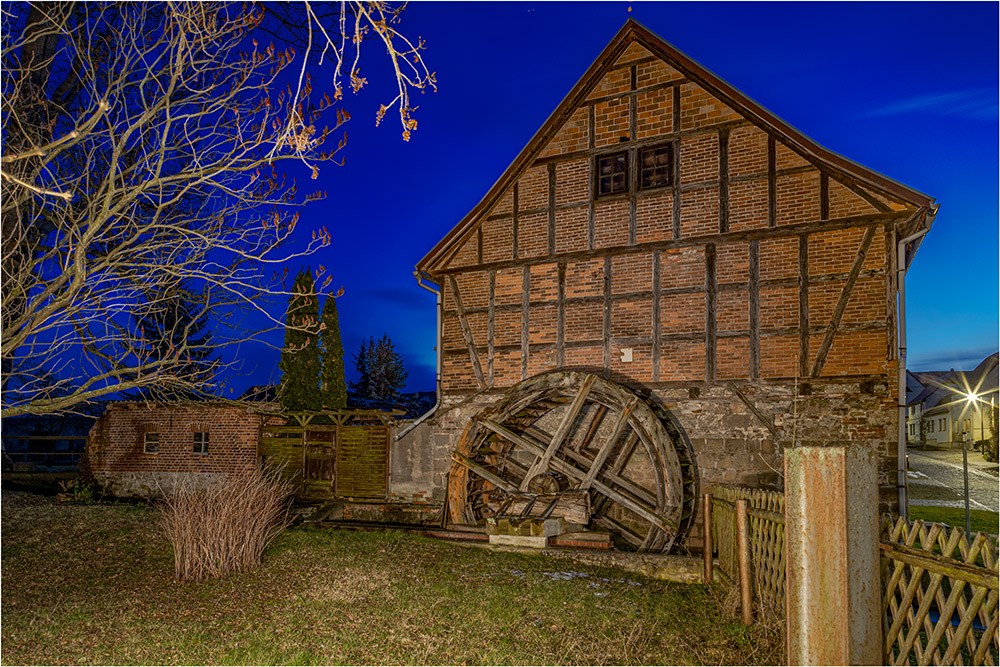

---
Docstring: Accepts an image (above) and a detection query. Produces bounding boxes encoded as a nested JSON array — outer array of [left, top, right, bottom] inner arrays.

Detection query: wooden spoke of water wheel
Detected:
[[447, 371, 697, 553]]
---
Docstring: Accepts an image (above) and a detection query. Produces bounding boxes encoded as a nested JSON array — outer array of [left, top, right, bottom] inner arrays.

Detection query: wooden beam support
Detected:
[[451, 451, 518, 494], [520, 374, 597, 490], [488, 270, 496, 385], [557, 262, 566, 367], [749, 240, 761, 379], [579, 397, 638, 491], [726, 381, 779, 438], [767, 135, 777, 227], [436, 211, 911, 276], [820, 172, 829, 220], [719, 128, 730, 233], [575, 404, 608, 453], [548, 162, 556, 255], [521, 266, 530, 380], [705, 244, 717, 381], [603, 256, 612, 378], [810, 225, 876, 377], [652, 249, 662, 381], [447, 275, 486, 388], [512, 183, 519, 259], [798, 234, 810, 377]]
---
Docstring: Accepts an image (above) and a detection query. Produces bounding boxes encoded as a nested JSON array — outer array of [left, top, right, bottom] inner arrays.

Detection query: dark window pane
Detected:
[[640, 145, 671, 189], [597, 152, 628, 195]]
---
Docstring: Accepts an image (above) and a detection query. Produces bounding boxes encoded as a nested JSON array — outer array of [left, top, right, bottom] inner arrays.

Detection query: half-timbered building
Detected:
[[396, 19, 937, 552]]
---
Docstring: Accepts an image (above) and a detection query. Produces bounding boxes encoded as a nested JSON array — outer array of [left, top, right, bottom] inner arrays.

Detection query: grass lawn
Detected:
[[0, 490, 782, 665], [908, 505, 1000, 535]]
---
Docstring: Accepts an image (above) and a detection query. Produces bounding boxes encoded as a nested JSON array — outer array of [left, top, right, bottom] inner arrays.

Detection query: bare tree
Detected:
[[0, 2, 435, 416]]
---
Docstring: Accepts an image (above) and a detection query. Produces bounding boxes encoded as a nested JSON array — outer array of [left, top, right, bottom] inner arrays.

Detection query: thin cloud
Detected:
[[909, 346, 999, 373], [863, 88, 997, 120]]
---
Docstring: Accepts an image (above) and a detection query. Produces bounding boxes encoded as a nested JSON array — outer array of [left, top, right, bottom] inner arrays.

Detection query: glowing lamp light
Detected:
[[966, 392, 978, 403]]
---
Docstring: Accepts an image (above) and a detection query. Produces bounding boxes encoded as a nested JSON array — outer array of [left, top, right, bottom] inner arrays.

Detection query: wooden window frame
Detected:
[[594, 150, 629, 198], [638, 143, 673, 191], [143, 431, 159, 454], [192, 431, 209, 455]]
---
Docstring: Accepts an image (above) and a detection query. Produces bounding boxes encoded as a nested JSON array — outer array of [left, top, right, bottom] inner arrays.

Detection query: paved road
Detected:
[[907, 447, 999, 512]]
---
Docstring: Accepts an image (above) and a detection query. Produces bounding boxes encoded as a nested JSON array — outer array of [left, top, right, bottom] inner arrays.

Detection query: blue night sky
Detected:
[[221, 2, 999, 397]]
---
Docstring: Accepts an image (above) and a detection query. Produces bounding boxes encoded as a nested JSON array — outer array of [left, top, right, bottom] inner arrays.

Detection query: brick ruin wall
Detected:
[[86, 403, 262, 498], [405, 40, 922, 547]]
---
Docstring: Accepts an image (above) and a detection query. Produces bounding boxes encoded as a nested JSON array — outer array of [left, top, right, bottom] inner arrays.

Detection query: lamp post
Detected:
[[961, 390, 977, 536], [962, 429, 971, 536]]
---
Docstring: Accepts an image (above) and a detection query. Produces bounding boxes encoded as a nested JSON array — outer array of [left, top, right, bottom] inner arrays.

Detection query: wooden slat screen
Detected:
[[335, 425, 389, 499]]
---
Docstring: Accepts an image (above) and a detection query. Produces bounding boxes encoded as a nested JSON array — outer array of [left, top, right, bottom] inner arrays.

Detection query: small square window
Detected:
[[193, 431, 209, 455], [640, 145, 672, 189], [143, 432, 159, 454], [596, 152, 628, 196]]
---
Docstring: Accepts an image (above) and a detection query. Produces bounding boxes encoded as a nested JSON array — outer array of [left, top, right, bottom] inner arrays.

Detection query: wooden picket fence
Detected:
[[710, 484, 786, 614], [880, 516, 999, 666]]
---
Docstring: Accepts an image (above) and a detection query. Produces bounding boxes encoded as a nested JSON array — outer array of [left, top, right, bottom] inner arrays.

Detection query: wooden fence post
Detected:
[[703, 492, 714, 584], [736, 498, 753, 625], [784, 446, 880, 665]]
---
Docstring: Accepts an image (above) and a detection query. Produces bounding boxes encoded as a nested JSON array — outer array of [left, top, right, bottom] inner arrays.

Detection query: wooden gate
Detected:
[[260, 410, 400, 501]]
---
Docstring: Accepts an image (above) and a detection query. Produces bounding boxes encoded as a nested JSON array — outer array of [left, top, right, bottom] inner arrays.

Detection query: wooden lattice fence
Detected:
[[708, 486, 999, 667], [710, 484, 786, 614], [881, 516, 999, 666]]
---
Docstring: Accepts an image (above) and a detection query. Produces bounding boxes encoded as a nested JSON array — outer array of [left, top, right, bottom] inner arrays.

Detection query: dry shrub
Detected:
[[158, 465, 292, 581]]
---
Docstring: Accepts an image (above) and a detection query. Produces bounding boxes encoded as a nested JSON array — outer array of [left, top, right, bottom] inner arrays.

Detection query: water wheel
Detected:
[[447, 371, 697, 553]]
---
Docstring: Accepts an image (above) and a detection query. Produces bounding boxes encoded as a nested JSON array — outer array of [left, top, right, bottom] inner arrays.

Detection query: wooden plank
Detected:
[[718, 128, 729, 233], [798, 235, 809, 377], [548, 162, 556, 255], [652, 250, 661, 382], [810, 225, 876, 377], [879, 542, 999, 592], [603, 256, 612, 378], [749, 239, 760, 379], [520, 374, 597, 490], [767, 135, 776, 227], [451, 451, 519, 494], [446, 275, 486, 388], [705, 244, 717, 381], [672, 134, 681, 240], [579, 397, 638, 491], [521, 266, 530, 380], [488, 269, 495, 384], [557, 262, 566, 367]]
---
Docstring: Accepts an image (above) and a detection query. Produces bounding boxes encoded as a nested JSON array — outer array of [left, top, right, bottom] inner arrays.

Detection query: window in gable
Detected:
[[639, 144, 672, 189], [596, 151, 628, 196]]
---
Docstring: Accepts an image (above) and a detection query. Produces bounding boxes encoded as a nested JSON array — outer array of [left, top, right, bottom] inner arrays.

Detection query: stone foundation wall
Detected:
[[392, 373, 898, 549]]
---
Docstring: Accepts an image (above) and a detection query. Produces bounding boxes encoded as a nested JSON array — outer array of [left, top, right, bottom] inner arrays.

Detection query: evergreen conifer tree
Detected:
[[278, 270, 322, 411], [319, 295, 347, 409], [370, 334, 408, 400], [349, 337, 372, 397]]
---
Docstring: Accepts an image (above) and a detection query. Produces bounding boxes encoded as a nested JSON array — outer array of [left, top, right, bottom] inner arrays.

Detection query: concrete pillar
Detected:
[[785, 446, 881, 665]]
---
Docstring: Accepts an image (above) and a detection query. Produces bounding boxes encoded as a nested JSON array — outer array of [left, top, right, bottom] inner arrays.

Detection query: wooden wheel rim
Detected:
[[447, 371, 695, 553]]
